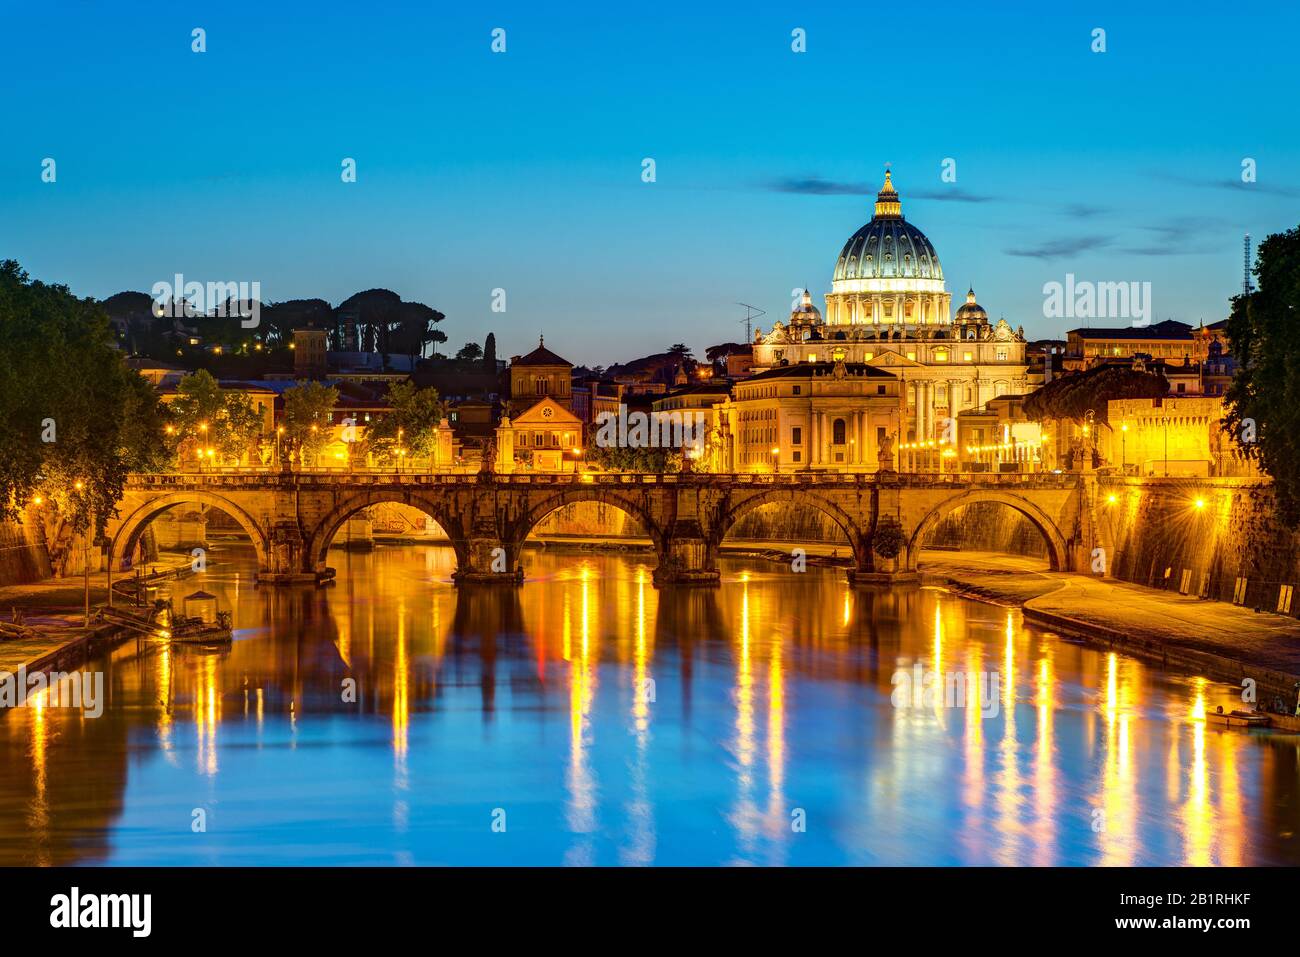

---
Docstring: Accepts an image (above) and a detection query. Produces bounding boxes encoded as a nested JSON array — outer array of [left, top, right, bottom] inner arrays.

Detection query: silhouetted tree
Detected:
[[1223, 224, 1300, 524]]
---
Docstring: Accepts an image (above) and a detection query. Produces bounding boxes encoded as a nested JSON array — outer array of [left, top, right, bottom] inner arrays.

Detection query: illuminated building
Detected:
[[722, 360, 902, 472], [1063, 319, 1206, 371], [749, 170, 1029, 446]]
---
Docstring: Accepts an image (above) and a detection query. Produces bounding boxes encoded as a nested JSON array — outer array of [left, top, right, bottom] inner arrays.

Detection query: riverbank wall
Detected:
[[1100, 477, 1300, 619]]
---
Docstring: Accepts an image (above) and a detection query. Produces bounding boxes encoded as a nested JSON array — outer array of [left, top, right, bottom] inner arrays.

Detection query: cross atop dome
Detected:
[[874, 168, 902, 219]]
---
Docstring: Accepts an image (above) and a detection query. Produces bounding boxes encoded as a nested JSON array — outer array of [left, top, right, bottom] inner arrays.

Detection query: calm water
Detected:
[[1, 543, 1297, 866]]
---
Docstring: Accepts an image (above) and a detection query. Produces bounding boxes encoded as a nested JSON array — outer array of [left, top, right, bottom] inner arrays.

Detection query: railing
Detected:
[[125, 469, 1084, 490]]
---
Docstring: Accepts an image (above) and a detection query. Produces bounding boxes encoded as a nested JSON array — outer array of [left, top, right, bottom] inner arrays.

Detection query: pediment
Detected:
[[866, 349, 925, 368], [512, 396, 582, 427]]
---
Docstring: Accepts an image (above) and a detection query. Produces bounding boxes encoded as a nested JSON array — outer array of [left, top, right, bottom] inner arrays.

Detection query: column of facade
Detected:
[[917, 381, 929, 442]]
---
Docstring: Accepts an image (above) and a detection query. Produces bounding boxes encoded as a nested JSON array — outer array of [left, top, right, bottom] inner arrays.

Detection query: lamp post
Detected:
[[770, 446, 779, 473], [1121, 422, 1128, 474]]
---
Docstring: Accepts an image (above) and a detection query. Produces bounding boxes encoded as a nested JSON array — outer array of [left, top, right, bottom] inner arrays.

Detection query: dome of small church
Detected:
[[955, 287, 988, 322], [790, 288, 821, 323], [832, 170, 943, 284]]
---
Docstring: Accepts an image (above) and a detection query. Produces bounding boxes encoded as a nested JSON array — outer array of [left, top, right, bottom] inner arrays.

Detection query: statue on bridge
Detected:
[[878, 432, 897, 473]]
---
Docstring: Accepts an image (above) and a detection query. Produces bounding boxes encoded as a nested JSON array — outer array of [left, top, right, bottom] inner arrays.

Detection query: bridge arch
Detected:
[[110, 490, 270, 572], [906, 489, 1068, 572], [308, 491, 459, 571], [712, 487, 870, 565], [512, 486, 667, 555]]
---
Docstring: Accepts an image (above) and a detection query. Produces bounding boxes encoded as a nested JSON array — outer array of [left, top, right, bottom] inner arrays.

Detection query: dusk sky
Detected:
[[4, 1, 1298, 364]]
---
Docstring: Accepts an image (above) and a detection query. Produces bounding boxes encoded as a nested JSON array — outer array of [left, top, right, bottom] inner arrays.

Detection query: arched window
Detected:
[[833, 418, 846, 444]]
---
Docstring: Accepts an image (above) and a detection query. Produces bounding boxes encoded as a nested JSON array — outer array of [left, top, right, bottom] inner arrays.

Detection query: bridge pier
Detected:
[[846, 542, 920, 587], [451, 532, 523, 586], [258, 521, 334, 585], [652, 521, 720, 587]]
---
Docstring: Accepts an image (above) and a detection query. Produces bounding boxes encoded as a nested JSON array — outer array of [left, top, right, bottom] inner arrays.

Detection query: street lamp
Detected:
[[770, 446, 780, 473], [1121, 421, 1129, 474]]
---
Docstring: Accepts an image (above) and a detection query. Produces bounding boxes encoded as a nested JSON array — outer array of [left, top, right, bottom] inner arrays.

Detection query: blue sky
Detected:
[[3, 1, 1297, 364]]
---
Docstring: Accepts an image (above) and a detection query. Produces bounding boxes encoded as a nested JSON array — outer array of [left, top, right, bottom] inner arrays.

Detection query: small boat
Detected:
[[1206, 706, 1271, 729], [166, 609, 233, 645]]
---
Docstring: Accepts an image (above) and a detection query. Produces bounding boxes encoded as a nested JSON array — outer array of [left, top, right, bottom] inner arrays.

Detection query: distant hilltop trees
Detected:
[[103, 285, 447, 367]]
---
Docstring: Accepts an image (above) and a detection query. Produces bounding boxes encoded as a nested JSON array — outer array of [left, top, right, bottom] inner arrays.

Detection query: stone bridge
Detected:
[[108, 471, 1099, 587]]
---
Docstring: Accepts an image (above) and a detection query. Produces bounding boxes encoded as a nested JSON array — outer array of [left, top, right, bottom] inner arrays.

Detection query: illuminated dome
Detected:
[[954, 287, 988, 322], [823, 169, 951, 327], [832, 171, 943, 284]]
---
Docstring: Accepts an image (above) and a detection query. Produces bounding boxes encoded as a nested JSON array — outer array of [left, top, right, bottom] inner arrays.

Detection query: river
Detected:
[[1, 543, 1296, 865]]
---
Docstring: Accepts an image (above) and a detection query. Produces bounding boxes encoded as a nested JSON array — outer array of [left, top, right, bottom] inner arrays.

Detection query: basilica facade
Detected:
[[746, 170, 1029, 459]]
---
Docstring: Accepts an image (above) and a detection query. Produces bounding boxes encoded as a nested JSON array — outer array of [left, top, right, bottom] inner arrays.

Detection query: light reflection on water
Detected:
[[0, 543, 1297, 866]]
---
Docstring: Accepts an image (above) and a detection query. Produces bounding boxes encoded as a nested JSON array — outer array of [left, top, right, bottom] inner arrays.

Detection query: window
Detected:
[[1279, 584, 1294, 614], [963, 351, 973, 362], [807, 353, 817, 363], [934, 350, 948, 363], [832, 418, 846, 444], [518, 432, 528, 446], [792, 385, 801, 395], [535, 377, 550, 395], [863, 351, 874, 361], [877, 385, 886, 395], [906, 351, 916, 361], [535, 432, 544, 446], [792, 451, 801, 463], [996, 348, 1008, 361], [792, 427, 802, 445]]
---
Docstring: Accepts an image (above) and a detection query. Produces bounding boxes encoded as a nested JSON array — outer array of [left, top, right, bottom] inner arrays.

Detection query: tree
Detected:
[[367, 381, 445, 462], [482, 332, 497, 373], [1223, 224, 1300, 524], [281, 380, 339, 462], [456, 341, 483, 363], [168, 369, 263, 466], [390, 301, 446, 368], [0, 260, 168, 540], [1022, 363, 1168, 426], [586, 445, 682, 473]]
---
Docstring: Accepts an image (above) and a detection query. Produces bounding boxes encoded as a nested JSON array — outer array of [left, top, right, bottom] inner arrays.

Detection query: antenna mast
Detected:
[[736, 302, 766, 342], [1243, 233, 1253, 295]]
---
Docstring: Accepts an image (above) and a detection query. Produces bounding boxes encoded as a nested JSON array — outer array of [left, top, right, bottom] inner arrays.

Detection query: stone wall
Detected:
[[531, 501, 647, 538], [1102, 478, 1300, 617], [924, 502, 1049, 559], [0, 518, 51, 585]]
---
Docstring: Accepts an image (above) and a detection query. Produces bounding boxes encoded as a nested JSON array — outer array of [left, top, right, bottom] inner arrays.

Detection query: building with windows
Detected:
[[504, 396, 584, 471], [748, 170, 1028, 445], [722, 359, 902, 472], [505, 337, 572, 418], [1063, 319, 1206, 370]]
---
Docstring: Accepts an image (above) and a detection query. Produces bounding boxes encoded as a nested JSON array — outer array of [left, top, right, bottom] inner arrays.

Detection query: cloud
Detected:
[[1004, 236, 1113, 259], [1120, 216, 1226, 255], [763, 177, 997, 202], [1061, 203, 1109, 219], [1151, 171, 1300, 198], [765, 177, 869, 195], [907, 188, 998, 203]]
